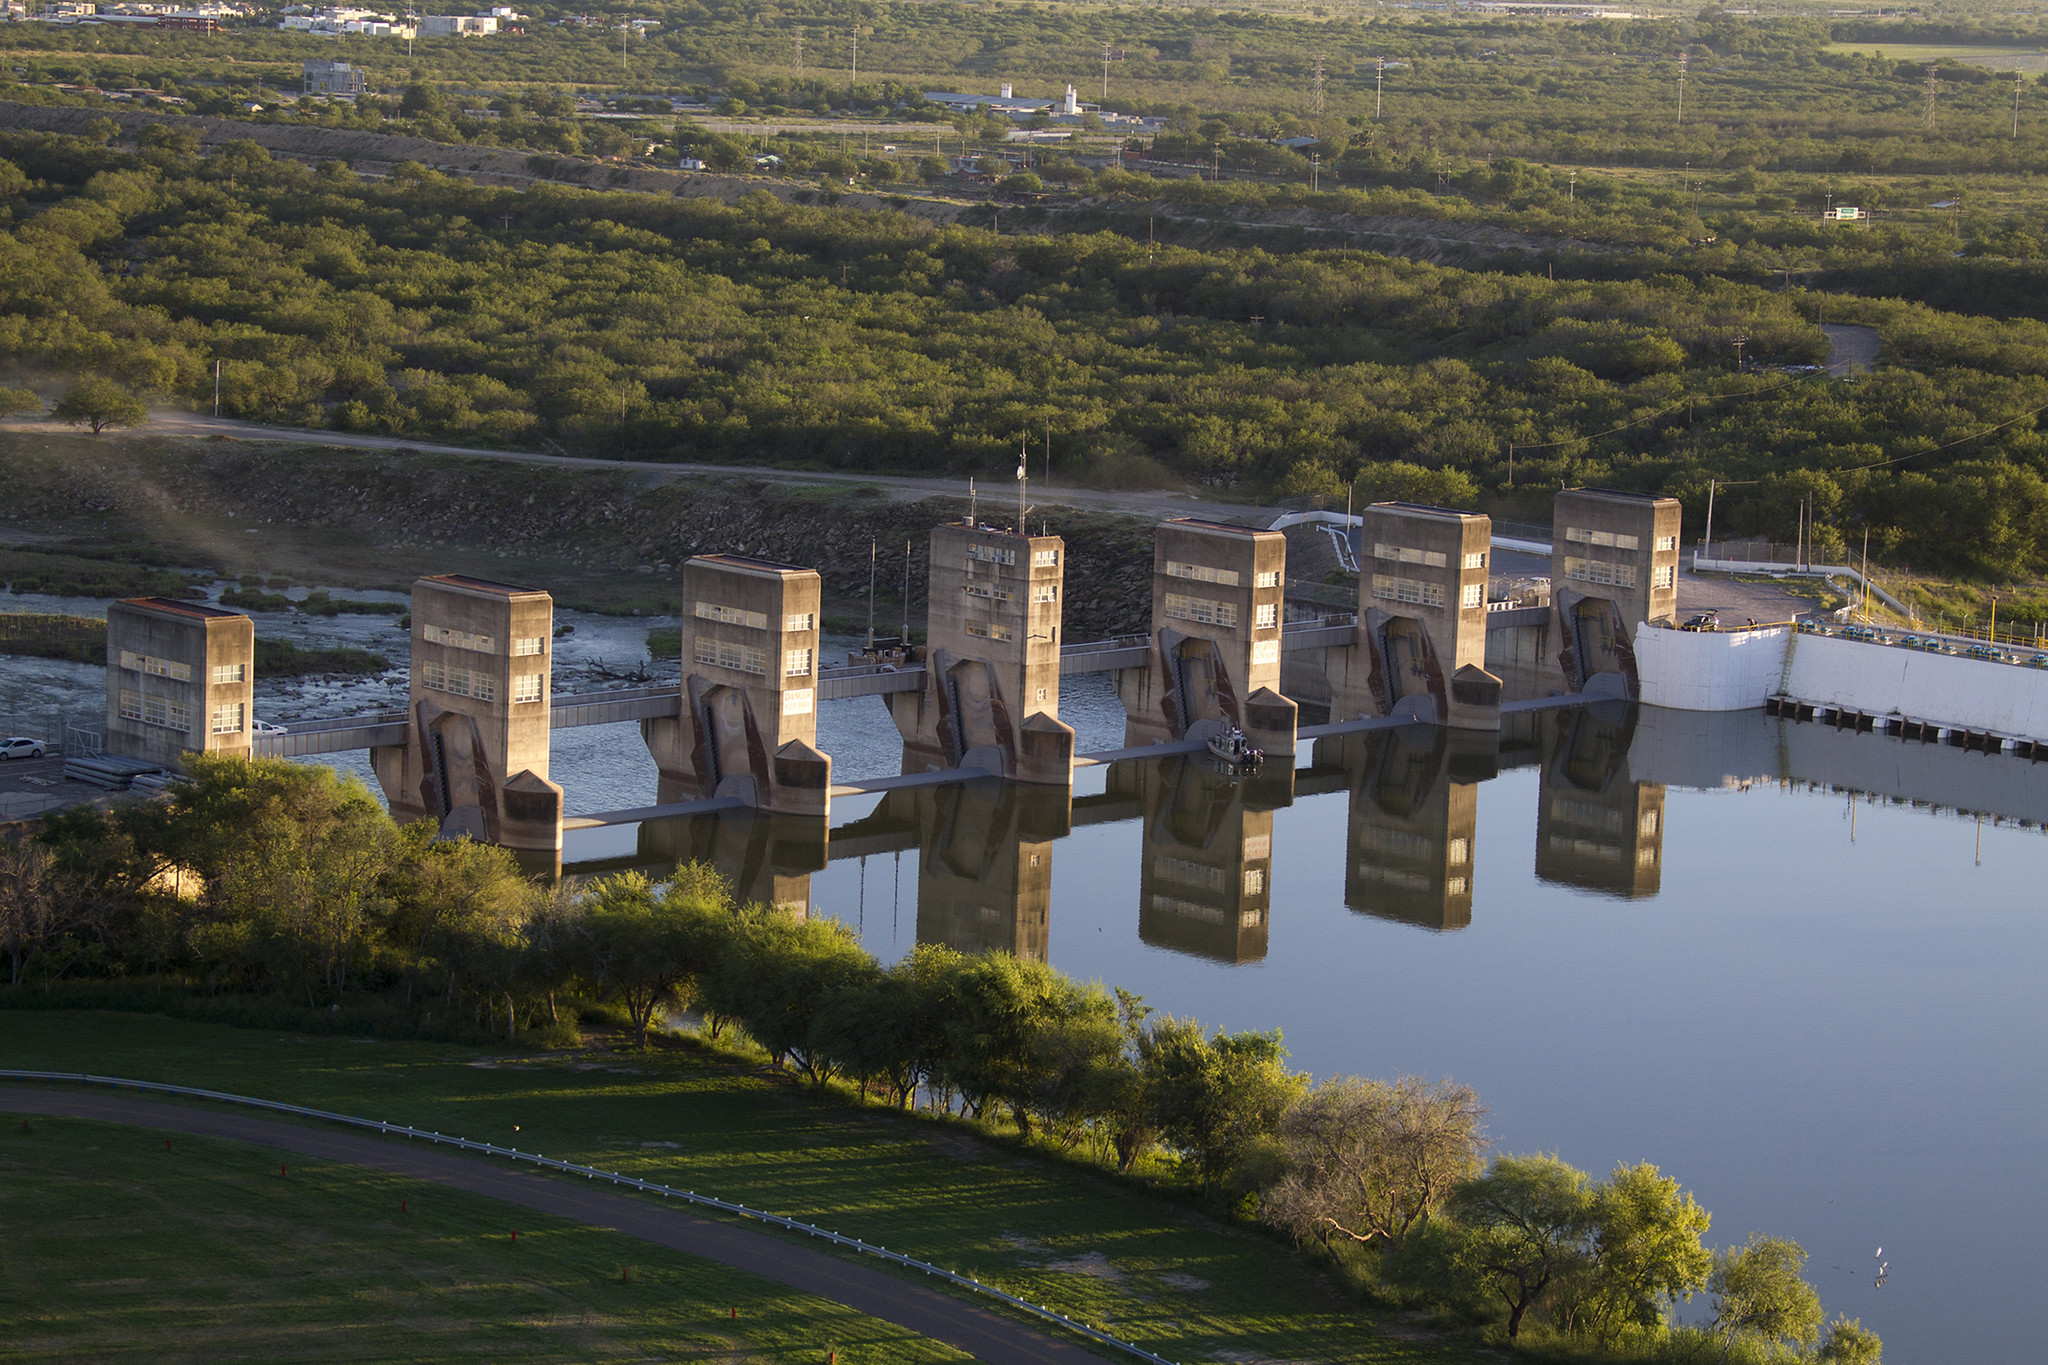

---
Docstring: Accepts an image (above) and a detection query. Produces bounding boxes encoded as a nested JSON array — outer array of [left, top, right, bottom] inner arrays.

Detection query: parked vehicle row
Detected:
[[1798, 621, 2048, 667]]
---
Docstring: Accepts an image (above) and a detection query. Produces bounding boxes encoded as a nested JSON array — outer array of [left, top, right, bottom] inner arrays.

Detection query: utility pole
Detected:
[[1675, 49, 1687, 129], [1211, 141, 1220, 182], [1703, 478, 1716, 559], [1732, 334, 1748, 369], [1568, 167, 1576, 203], [621, 22, 628, 76], [1102, 42, 1111, 101], [1924, 62, 1938, 128], [2015, 70, 2023, 139], [1311, 52, 1325, 117], [850, 30, 857, 88], [213, 359, 221, 417], [1044, 417, 1051, 490], [1375, 56, 1384, 120], [1310, 152, 1320, 192], [794, 25, 803, 79]]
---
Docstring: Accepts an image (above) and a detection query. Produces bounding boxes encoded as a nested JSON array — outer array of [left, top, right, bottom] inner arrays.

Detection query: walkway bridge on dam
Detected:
[[246, 615, 1369, 761]]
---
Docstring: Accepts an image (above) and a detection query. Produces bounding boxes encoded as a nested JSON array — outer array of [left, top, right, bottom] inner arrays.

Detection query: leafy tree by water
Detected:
[[1446, 1153, 1598, 1340], [1558, 1161, 1715, 1343], [1708, 1233, 1825, 1362], [1141, 1017, 1307, 1192]]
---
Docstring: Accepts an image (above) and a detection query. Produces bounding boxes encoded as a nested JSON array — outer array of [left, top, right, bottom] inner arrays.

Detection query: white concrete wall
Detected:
[[1635, 623, 2048, 739], [1634, 625, 1791, 712], [1784, 633, 2048, 739]]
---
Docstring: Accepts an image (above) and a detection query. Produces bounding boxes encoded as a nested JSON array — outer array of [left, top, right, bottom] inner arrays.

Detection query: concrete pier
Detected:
[[1332, 504, 1501, 731], [1117, 518, 1296, 757], [643, 555, 830, 818], [104, 597, 255, 767], [1550, 488, 1681, 698], [373, 575, 564, 865], [889, 521, 1074, 784]]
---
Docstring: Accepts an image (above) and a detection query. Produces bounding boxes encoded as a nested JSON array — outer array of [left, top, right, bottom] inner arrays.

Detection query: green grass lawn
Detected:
[[0, 1113, 966, 1364], [0, 1011, 1473, 1365]]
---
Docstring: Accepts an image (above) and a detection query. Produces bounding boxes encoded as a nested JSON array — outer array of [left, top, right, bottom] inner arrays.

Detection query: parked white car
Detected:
[[250, 720, 288, 736], [1, 736, 47, 760]]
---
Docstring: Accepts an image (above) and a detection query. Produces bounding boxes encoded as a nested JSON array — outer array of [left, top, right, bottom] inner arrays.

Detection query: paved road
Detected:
[[0, 1086, 1113, 1365]]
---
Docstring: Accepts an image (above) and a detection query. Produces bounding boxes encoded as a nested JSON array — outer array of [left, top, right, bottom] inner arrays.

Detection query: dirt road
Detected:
[[83, 409, 1262, 523], [0, 1085, 1112, 1365]]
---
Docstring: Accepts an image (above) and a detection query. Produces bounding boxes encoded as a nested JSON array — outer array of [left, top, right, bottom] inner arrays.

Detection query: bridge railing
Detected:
[[0, 1069, 1185, 1365]]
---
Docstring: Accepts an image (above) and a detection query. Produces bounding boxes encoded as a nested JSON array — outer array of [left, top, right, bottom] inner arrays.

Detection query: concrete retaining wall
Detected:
[[1634, 625, 1791, 712], [1635, 623, 2048, 742], [1783, 632, 2048, 740]]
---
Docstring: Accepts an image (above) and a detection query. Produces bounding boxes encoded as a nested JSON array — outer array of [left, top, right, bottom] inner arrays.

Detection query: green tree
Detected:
[[51, 376, 147, 435], [1561, 1162, 1714, 1341], [1818, 1316, 1884, 1364], [1447, 1153, 1597, 1340], [0, 387, 40, 419], [1708, 1234, 1824, 1363], [1142, 1018, 1306, 1190], [579, 865, 726, 1045]]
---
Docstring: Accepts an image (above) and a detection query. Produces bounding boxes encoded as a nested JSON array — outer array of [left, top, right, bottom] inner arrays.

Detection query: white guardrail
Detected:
[[0, 1070, 1179, 1365]]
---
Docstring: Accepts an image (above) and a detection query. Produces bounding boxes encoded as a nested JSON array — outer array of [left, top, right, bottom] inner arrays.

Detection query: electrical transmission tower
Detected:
[[1311, 52, 1325, 117], [1924, 63, 1938, 128]]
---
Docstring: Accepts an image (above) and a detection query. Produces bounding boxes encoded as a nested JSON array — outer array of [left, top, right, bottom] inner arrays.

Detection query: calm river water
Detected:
[[566, 703, 2048, 1365], [4, 579, 2043, 1362]]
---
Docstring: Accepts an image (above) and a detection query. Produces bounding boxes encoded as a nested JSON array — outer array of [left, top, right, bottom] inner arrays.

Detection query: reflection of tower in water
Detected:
[[914, 779, 1071, 962], [1323, 725, 1495, 931], [1535, 703, 1666, 899], [634, 808, 824, 916], [1121, 755, 1292, 963]]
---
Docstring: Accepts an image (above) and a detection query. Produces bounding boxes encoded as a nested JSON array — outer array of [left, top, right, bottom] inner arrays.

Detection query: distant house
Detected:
[[418, 12, 495, 34], [303, 59, 365, 94]]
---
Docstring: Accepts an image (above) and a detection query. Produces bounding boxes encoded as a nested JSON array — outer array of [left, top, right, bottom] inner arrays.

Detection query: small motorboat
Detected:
[[1206, 726, 1263, 769]]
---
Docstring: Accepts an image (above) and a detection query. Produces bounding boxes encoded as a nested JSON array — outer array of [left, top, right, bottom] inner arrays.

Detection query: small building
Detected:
[[302, 59, 364, 95], [642, 554, 828, 816], [1117, 518, 1295, 755], [418, 12, 495, 35], [1550, 487, 1681, 697], [104, 597, 254, 767], [893, 519, 1073, 785], [371, 575, 562, 862], [1349, 503, 1499, 730]]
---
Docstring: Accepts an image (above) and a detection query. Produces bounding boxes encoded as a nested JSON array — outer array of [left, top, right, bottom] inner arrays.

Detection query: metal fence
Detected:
[[0, 1070, 1181, 1365]]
